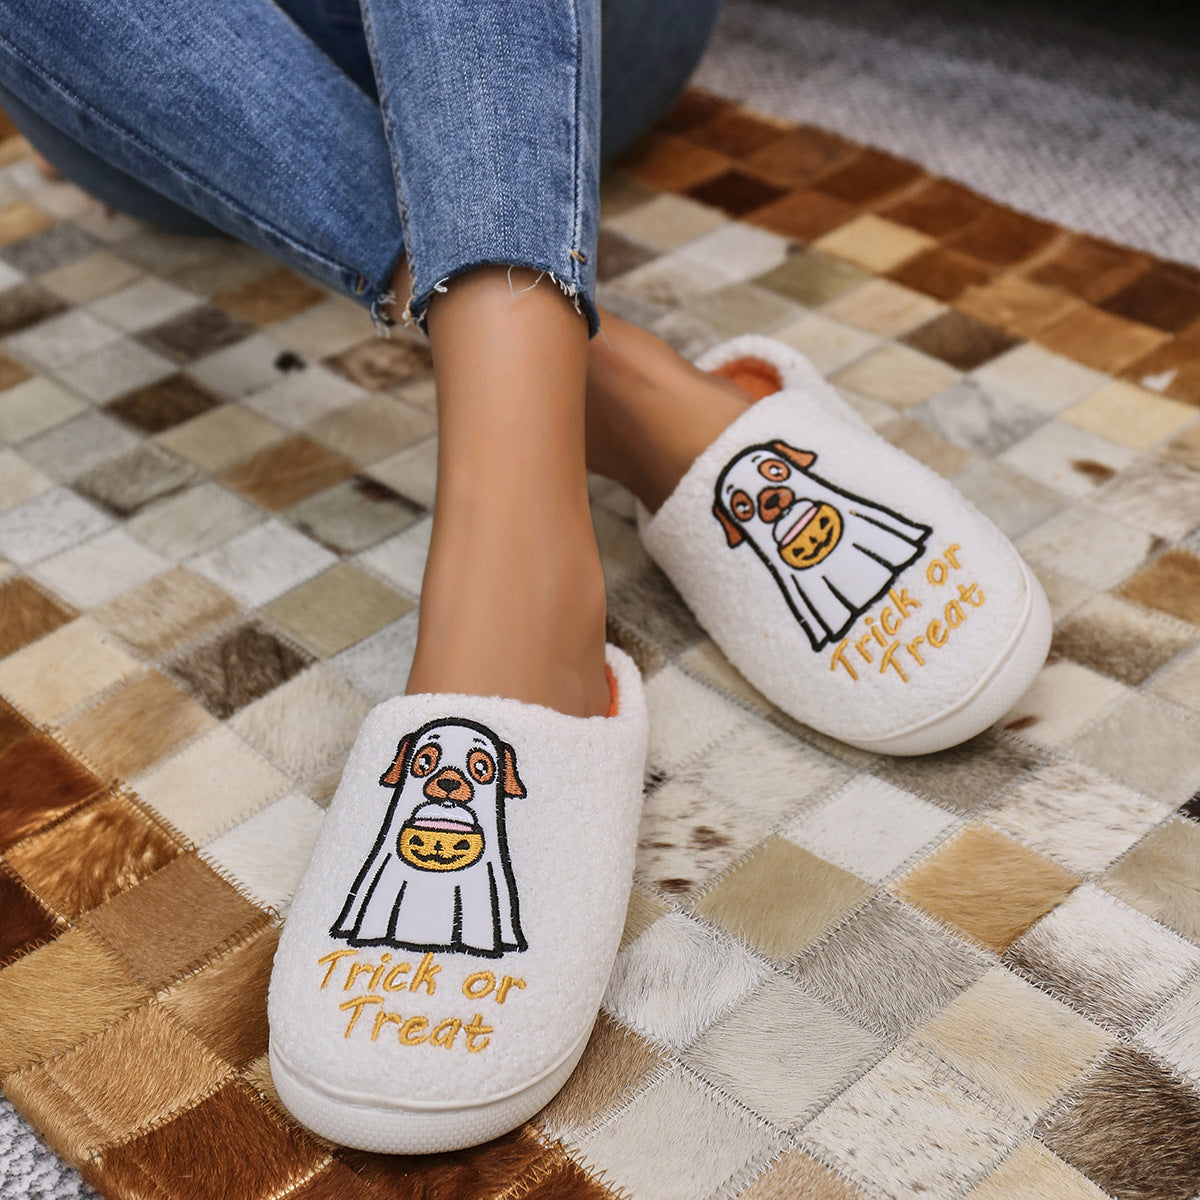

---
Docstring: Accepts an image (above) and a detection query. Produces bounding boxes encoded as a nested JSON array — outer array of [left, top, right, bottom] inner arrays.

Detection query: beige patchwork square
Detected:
[[831, 343, 961, 408], [0, 617, 140, 722], [155, 403, 284, 473], [1062, 380, 1196, 450], [262, 562, 413, 658], [0, 448, 53, 513], [972, 343, 1107, 415], [40, 250, 142, 304], [815, 214, 936, 273], [772, 312, 880, 373], [695, 837, 871, 961], [133, 725, 289, 844], [964, 1140, 1111, 1200], [0, 378, 86, 443], [604, 193, 727, 251], [305, 394, 435, 465], [1104, 818, 1200, 943], [265, 294, 373, 358], [917, 967, 1110, 1119], [1000, 659, 1125, 747], [821, 278, 946, 337]]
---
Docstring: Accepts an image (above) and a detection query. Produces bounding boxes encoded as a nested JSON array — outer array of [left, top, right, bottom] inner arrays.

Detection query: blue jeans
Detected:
[[0, 0, 722, 333]]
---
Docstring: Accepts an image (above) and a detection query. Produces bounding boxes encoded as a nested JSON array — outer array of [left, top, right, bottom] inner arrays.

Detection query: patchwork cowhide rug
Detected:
[[1, 91, 1200, 1200]]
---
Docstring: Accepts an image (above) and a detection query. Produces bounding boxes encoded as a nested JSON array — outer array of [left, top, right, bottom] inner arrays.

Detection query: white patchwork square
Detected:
[[31, 528, 168, 610], [202, 791, 325, 911], [785, 775, 959, 883], [127, 481, 262, 561], [0, 377, 86, 443], [241, 362, 364, 429], [1000, 421, 1137, 498], [331, 613, 419, 704], [1017, 503, 1157, 590], [88, 277, 201, 332], [358, 515, 432, 598], [989, 758, 1174, 874], [1139, 974, 1200, 1088], [572, 1066, 782, 1200], [365, 436, 438, 511], [675, 223, 790, 284], [185, 332, 285, 399], [0, 487, 113, 566], [53, 338, 173, 403], [603, 912, 766, 1049], [0, 449, 53, 513], [973, 344, 1107, 414], [772, 312, 881, 374], [190, 517, 336, 607], [18, 411, 140, 482], [5, 309, 124, 371], [1000, 659, 1126, 748], [805, 1043, 1021, 1200], [644, 666, 751, 775]]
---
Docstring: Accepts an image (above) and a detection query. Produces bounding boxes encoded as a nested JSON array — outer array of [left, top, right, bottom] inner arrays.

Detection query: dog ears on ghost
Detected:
[[712, 440, 817, 548], [379, 717, 526, 800]]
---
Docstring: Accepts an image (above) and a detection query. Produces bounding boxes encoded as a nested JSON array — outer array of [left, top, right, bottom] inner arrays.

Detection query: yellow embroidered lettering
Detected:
[[866, 616, 886, 647], [345, 961, 376, 990], [462, 971, 495, 1000], [409, 952, 440, 995], [926, 560, 948, 586], [830, 640, 858, 680], [958, 581, 983, 606], [907, 635, 926, 666], [399, 1016, 429, 1046], [382, 962, 411, 991], [369, 953, 392, 991], [371, 1010, 402, 1041], [879, 641, 908, 682], [464, 1014, 493, 1053], [339, 994, 382, 1037], [495, 976, 526, 1004], [944, 543, 962, 568], [945, 599, 965, 628], [928, 619, 947, 647], [317, 949, 357, 988], [855, 634, 875, 663], [430, 1018, 462, 1049], [880, 606, 899, 636], [890, 587, 921, 618]]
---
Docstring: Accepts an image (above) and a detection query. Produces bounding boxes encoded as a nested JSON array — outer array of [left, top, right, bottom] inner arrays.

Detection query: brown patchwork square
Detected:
[[595, 227, 658, 282], [60, 669, 214, 779], [169, 620, 312, 719], [285, 1160, 377, 1199], [73, 443, 201, 518], [0, 699, 33, 758], [105, 374, 221, 434], [159, 926, 278, 1068], [213, 266, 326, 324], [1119, 550, 1200, 625], [615, 132, 731, 191], [688, 169, 787, 217], [324, 337, 432, 391], [0, 576, 75, 658], [877, 730, 1043, 816], [947, 207, 1057, 267], [0, 863, 61, 966], [738, 1149, 868, 1200], [1027, 233, 1149, 303], [0, 281, 68, 337], [5, 789, 182, 918], [1037, 305, 1168, 373], [880, 177, 987, 238], [0, 927, 148, 1075], [737, 125, 857, 189], [340, 1124, 548, 1199], [892, 825, 1078, 952], [955, 274, 1082, 340], [0, 348, 32, 390], [30, 1001, 229, 1153], [901, 309, 1020, 371], [536, 1012, 667, 1138], [507, 1156, 618, 1200], [90, 1080, 326, 1200], [746, 188, 857, 242], [262, 563, 412, 658], [655, 88, 727, 134], [814, 147, 924, 204], [222, 433, 357, 511], [137, 304, 254, 364], [1052, 595, 1197, 686], [1037, 1045, 1200, 1200], [0, 201, 54, 247], [694, 837, 871, 960], [1100, 263, 1200, 334], [687, 109, 787, 159], [1104, 818, 1200, 943], [0, 734, 104, 851], [84, 853, 266, 990], [888, 246, 995, 302]]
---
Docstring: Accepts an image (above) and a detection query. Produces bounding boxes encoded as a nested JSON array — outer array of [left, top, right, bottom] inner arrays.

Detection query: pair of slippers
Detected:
[[267, 335, 1051, 1153]]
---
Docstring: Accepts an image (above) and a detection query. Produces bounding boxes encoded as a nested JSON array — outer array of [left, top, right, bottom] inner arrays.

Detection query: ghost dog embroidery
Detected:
[[713, 440, 933, 651], [331, 718, 527, 958]]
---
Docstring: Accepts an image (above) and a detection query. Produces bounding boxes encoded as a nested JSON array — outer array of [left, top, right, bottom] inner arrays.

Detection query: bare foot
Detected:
[[585, 309, 757, 513], [404, 266, 610, 718]]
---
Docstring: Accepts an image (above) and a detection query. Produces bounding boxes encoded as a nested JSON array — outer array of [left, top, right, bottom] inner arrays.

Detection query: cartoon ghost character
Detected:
[[713, 440, 932, 651], [330, 717, 527, 958]]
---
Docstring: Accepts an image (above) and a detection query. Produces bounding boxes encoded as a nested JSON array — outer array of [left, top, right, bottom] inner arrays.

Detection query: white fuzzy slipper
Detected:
[[267, 645, 647, 1153], [638, 335, 1051, 756]]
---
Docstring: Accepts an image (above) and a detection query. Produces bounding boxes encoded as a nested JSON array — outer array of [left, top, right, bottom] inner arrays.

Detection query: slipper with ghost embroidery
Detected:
[[637, 334, 1050, 756], [267, 644, 647, 1153]]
